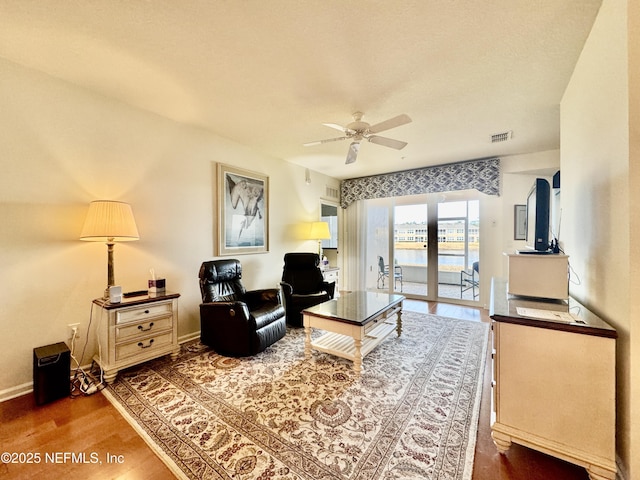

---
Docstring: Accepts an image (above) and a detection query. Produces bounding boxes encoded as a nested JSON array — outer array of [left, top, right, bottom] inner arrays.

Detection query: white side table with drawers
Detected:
[[322, 267, 340, 296], [91, 292, 180, 384]]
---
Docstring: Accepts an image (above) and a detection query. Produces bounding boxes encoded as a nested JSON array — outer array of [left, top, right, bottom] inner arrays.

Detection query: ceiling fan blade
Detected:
[[368, 114, 412, 134], [304, 136, 348, 146], [345, 142, 360, 164], [368, 135, 408, 150], [323, 123, 348, 133]]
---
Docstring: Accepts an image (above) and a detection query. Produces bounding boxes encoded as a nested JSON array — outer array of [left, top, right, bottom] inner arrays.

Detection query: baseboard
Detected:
[[0, 381, 33, 402], [0, 363, 95, 403], [1, 333, 201, 404], [179, 331, 201, 344], [616, 454, 627, 480]]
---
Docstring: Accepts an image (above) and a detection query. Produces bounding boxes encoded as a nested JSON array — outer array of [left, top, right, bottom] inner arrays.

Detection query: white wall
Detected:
[[0, 58, 338, 399], [479, 151, 558, 307], [499, 150, 559, 267], [561, 0, 635, 475], [629, 0, 640, 476]]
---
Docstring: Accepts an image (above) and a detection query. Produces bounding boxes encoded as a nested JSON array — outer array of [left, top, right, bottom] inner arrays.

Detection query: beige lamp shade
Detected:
[[80, 200, 139, 242], [80, 200, 139, 298], [309, 221, 331, 240]]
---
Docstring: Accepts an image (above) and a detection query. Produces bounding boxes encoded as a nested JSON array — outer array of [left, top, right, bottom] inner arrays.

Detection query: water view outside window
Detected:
[[394, 204, 428, 296], [394, 200, 479, 301], [438, 201, 479, 300]]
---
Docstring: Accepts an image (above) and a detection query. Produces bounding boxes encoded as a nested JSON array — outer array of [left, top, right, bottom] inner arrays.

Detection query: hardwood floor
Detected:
[[1, 300, 590, 480], [0, 390, 175, 479]]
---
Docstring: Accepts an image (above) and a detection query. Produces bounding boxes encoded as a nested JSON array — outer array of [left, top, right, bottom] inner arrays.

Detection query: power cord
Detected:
[[69, 303, 105, 397], [568, 261, 581, 286]]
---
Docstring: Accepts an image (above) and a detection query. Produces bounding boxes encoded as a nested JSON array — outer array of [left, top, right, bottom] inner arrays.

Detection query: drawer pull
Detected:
[[138, 322, 154, 332], [137, 339, 154, 349], [144, 309, 150, 314]]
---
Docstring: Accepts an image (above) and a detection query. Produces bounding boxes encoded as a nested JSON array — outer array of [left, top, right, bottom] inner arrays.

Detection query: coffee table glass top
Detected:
[[303, 291, 404, 325]]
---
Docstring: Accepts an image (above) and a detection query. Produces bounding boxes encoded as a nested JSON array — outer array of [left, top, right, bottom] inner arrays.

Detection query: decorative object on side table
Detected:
[[148, 268, 166, 293], [80, 200, 139, 298]]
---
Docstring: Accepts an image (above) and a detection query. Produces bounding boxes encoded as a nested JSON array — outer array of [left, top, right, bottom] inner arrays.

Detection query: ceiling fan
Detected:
[[304, 112, 412, 164]]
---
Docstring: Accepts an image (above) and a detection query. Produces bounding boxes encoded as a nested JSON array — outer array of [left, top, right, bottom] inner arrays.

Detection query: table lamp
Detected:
[[80, 200, 139, 298], [309, 221, 331, 258]]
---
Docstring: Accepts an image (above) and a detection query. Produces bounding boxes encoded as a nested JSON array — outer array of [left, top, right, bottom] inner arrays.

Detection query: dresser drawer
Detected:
[[115, 332, 173, 361], [116, 302, 173, 325], [115, 316, 173, 341]]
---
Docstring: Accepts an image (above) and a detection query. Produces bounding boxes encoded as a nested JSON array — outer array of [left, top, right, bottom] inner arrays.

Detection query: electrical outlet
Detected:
[[67, 323, 80, 340]]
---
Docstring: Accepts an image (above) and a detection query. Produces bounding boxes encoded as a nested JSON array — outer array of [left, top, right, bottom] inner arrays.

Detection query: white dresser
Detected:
[[92, 292, 180, 384], [489, 279, 617, 480]]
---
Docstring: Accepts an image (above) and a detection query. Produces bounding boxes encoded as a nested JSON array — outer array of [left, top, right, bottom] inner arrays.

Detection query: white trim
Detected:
[[1, 335, 200, 403], [616, 454, 627, 480], [0, 381, 33, 402], [179, 332, 201, 344]]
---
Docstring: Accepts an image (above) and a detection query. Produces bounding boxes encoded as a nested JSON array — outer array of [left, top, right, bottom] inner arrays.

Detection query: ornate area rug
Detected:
[[103, 312, 488, 480]]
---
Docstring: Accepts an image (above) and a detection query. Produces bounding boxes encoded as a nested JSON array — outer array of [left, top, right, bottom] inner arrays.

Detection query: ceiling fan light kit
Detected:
[[346, 141, 360, 164], [304, 112, 412, 164]]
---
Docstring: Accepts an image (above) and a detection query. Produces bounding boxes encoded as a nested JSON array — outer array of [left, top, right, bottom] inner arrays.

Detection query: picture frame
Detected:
[[217, 163, 269, 255], [514, 204, 526, 240]]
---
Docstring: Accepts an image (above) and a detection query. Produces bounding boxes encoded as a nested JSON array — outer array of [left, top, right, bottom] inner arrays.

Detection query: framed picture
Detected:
[[217, 163, 269, 255], [514, 204, 526, 240]]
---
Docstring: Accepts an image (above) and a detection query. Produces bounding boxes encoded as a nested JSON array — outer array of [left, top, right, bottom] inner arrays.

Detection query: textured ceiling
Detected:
[[0, 0, 601, 179]]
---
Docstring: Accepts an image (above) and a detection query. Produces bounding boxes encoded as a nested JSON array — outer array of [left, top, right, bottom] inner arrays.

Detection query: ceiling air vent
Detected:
[[491, 131, 513, 143], [325, 186, 339, 200]]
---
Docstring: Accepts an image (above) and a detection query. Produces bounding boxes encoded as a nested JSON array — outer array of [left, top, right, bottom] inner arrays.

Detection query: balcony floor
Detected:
[[374, 280, 479, 302]]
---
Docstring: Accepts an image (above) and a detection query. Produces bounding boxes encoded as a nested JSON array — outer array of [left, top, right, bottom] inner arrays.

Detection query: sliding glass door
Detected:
[[364, 193, 480, 305], [437, 200, 480, 301]]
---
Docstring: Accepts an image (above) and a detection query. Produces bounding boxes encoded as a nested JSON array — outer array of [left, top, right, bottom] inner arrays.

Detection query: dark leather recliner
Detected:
[[199, 259, 286, 356], [280, 253, 336, 327]]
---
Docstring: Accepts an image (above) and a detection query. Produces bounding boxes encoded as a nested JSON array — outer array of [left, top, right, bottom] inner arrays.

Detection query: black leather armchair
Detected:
[[199, 259, 286, 356], [280, 253, 336, 327]]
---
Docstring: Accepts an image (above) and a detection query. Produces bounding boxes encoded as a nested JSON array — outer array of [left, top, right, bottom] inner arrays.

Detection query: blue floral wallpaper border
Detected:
[[340, 158, 500, 208]]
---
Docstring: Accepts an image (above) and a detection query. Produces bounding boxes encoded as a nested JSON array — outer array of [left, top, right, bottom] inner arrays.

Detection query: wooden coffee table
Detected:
[[302, 291, 404, 374]]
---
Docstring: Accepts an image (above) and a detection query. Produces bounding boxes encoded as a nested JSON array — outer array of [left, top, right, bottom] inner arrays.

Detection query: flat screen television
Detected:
[[525, 178, 551, 252]]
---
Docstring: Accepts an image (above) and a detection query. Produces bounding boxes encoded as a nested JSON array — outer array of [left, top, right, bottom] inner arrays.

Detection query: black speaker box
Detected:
[[33, 342, 70, 405]]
